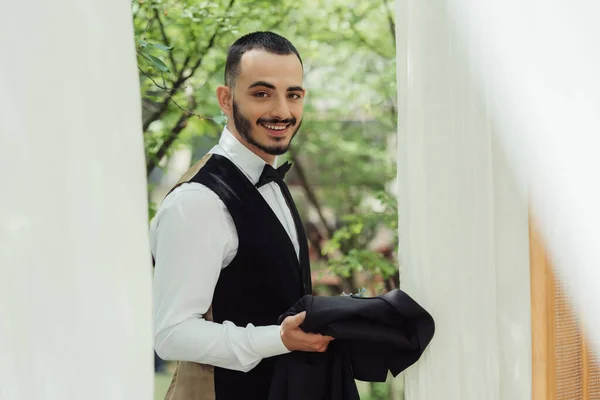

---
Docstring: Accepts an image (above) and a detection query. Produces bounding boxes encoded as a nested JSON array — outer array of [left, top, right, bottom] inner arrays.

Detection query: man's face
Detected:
[[228, 49, 305, 160]]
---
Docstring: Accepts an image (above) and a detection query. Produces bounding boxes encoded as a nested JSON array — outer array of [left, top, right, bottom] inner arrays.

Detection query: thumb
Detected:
[[289, 311, 306, 327]]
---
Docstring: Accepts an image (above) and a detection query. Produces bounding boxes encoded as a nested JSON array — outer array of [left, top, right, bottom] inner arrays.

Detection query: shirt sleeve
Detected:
[[151, 185, 290, 372]]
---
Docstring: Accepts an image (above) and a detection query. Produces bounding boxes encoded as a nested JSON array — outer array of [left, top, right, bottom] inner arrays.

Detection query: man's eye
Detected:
[[289, 93, 302, 99], [254, 92, 269, 98]]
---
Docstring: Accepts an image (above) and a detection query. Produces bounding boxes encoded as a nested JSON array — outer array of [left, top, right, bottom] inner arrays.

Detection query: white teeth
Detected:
[[262, 123, 288, 131]]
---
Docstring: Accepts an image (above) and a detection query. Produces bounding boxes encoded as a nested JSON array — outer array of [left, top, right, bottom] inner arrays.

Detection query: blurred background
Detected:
[[132, 0, 402, 398]]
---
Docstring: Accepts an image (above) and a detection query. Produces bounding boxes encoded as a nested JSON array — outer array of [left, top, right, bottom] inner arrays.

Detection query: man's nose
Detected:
[[269, 96, 291, 120]]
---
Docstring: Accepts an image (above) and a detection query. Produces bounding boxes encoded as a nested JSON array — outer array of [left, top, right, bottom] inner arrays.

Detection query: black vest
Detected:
[[187, 154, 312, 399]]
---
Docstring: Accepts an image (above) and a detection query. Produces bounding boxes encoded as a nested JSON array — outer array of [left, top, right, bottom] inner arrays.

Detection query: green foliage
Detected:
[[323, 191, 398, 280], [133, 0, 399, 293], [367, 381, 393, 400]]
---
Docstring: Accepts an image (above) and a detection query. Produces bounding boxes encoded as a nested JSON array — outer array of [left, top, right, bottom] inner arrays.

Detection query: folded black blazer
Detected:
[[268, 289, 435, 400]]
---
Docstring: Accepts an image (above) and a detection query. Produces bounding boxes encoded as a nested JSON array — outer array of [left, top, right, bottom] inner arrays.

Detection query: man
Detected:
[[150, 31, 334, 400]]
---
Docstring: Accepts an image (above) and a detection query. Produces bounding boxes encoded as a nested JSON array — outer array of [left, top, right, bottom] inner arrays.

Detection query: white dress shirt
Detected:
[[150, 127, 299, 372]]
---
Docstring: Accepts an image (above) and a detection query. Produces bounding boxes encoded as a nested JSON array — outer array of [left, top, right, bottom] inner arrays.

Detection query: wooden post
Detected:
[[583, 338, 590, 399], [530, 220, 556, 400], [530, 217, 600, 399]]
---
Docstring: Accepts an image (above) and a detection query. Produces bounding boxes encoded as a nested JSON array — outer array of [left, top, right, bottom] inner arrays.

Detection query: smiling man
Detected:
[[150, 32, 333, 400], [224, 49, 305, 161]]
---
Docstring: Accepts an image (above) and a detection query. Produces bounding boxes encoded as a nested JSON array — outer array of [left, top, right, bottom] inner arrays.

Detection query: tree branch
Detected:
[[346, 9, 391, 59], [146, 112, 190, 176], [288, 150, 335, 239], [153, 7, 178, 76], [142, 0, 236, 132], [181, 55, 191, 73], [306, 225, 327, 261], [138, 66, 180, 93], [183, 30, 218, 80], [348, 24, 389, 59], [141, 15, 153, 38], [145, 88, 210, 176], [142, 45, 211, 131], [168, 97, 214, 121], [382, 0, 396, 47]]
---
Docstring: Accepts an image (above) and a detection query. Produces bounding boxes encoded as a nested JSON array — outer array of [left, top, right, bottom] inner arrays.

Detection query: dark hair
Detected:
[[224, 31, 303, 87]]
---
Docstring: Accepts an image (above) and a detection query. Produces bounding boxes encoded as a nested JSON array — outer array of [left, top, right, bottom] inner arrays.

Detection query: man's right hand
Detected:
[[280, 311, 334, 352]]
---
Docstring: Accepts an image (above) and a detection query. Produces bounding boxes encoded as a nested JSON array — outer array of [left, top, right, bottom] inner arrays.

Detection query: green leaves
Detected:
[[150, 42, 174, 52], [137, 38, 172, 72], [138, 39, 173, 52], [327, 249, 397, 280], [323, 219, 364, 255], [147, 54, 170, 72], [321, 188, 398, 283]]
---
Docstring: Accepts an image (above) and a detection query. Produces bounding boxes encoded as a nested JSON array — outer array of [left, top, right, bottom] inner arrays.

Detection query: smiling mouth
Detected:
[[260, 123, 291, 132]]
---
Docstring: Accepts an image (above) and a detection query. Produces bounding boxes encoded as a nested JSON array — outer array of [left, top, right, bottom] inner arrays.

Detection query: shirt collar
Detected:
[[217, 126, 278, 185]]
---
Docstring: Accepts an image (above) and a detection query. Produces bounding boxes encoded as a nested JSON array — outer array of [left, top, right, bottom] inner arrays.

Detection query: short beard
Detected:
[[232, 100, 302, 156]]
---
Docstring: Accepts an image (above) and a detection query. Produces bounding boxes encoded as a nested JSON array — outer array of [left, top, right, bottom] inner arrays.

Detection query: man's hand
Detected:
[[280, 311, 334, 352]]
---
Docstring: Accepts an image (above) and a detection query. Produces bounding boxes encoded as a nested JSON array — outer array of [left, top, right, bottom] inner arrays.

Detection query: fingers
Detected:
[[281, 311, 336, 353], [304, 333, 334, 352], [314, 340, 330, 353], [286, 311, 306, 328], [314, 334, 335, 344], [303, 332, 334, 344], [303, 332, 323, 342]]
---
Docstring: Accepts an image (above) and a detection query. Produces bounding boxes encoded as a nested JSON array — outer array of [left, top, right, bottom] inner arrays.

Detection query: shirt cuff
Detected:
[[249, 324, 291, 359]]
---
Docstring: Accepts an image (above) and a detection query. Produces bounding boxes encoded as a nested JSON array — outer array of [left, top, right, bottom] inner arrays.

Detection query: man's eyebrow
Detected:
[[247, 81, 305, 92], [248, 81, 275, 90]]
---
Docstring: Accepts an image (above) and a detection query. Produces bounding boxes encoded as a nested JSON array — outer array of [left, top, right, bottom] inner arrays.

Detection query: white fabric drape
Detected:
[[395, 1, 532, 399], [441, 0, 600, 358], [0, 1, 152, 399]]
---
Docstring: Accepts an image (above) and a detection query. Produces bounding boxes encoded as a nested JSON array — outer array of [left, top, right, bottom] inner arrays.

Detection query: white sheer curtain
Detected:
[[442, 0, 600, 357], [0, 1, 152, 399], [395, 1, 532, 399]]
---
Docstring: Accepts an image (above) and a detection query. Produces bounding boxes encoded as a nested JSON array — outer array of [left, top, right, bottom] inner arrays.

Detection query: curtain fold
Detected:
[[0, 1, 152, 399], [395, 1, 532, 399]]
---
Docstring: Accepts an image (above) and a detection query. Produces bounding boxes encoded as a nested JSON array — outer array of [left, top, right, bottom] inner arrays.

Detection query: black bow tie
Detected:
[[256, 161, 292, 188]]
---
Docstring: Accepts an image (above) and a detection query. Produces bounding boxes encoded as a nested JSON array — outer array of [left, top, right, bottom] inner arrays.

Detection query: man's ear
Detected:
[[216, 85, 232, 115]]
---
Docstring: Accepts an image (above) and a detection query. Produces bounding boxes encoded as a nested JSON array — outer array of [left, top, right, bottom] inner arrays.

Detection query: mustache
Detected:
[[257, 117, 297, 125]]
